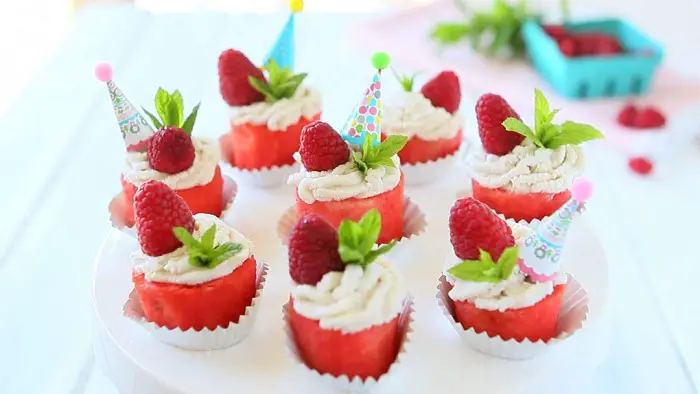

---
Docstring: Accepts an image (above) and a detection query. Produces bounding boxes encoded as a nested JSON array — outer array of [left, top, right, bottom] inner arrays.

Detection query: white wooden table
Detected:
[[0, 5, 698, 394]]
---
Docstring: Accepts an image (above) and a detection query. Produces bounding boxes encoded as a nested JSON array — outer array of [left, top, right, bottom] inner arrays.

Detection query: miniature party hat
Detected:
[[340, 52, 391, 146], [518, 178, 593, 282], [263, 0, 303, 71], [95, 63, 155, 152]]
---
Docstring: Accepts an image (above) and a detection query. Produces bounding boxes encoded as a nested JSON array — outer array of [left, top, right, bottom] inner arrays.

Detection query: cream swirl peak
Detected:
[[468, 140, 583, 194], [384, 91, 462, 141], [288, 150, 401, 204], [291, 257, 405, 333], [123, 137, 220, 190], [132, 214, 253, 286], [446, 221, 566, 311], [229, 86, 322, 131]]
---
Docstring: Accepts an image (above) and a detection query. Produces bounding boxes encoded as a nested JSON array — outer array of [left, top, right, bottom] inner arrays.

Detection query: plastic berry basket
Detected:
[[522, 19, 664, 99]]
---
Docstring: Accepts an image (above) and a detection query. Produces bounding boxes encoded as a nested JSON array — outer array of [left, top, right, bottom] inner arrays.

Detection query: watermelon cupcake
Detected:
[[467, 89, 603, 222], [95, 65, 226, 228], [285, 209, 413, 387], [287, 53, 410, 244], [126, 180, 267, 350], [438, 180, 593, 358], [383, 69, 464, 177], [218, 4, 321, 184]]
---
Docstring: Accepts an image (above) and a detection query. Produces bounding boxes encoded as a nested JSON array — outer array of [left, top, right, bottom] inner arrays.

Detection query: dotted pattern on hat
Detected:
[[106, 80, 154, 147], [341, 72, 383, 146]]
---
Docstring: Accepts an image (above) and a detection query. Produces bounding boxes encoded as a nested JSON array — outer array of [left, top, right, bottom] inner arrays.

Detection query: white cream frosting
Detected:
[[291, 257, 405, 333], [287, 148, 401, 204], [446, 222, 567, 311], [123, 137, 220, 190], [132, 214, 253, 285], [468, 140, 584, 194], [229, 86, 322, 131], [384, 91, 462, 141]]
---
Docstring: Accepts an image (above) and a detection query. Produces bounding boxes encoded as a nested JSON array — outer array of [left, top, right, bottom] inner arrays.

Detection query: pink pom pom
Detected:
[[571, 178, 593, 202], [95, 63, 113, 82]]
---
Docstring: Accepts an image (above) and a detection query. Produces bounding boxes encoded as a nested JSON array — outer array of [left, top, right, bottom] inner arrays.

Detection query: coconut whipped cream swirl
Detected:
[[446, 221, 567, 311], [384, 92, 462, 141], [468, 140, 583, 194], [229, 86, 322, 131], [123, 137, 220, 190], [133, 214, 253, 286], [288, 148, 401, 204], [292, 257, 405, 333]]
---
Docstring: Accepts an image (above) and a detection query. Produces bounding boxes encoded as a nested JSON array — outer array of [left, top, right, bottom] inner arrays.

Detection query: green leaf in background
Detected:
[[336, 209, 396, 267], [171, 90, 184, 125], [142, 107, 163, 130], [155, 88, 171, 124], [391, 67, 419, 92], [431, 23, 472, 45], [503, 117, 542, 147], [145, 88, 200, 132]]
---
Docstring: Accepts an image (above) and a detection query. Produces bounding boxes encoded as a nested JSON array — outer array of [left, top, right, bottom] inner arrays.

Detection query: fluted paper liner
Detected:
[[123, 261, 269, 351], [109, 174, 238, 239], [283, 297, 414, 393], [219, 133, 300, 188], [437, 274, 589, 360], [277, 197, 427, 245]]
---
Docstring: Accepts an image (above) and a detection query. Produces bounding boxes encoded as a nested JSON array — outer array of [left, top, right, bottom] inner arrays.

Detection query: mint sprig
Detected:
[[448, 246, 519, 282], [391, 67, 419, 92], [431, 0, 538, 59], [352, 135, 408, 174], [338, 209, 396, 266], [248, 59, 308, 103], [173, 225, 243, 269], [503, 89, 605, 149], [143, 88, 200, 134]]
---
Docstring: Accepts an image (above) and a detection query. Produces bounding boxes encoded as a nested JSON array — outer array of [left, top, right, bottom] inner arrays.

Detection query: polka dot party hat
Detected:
[[264, 0, 303, 71], [94, 63, 155, 152], [340, 52, 391, 146], [518, 178, 593, 282]]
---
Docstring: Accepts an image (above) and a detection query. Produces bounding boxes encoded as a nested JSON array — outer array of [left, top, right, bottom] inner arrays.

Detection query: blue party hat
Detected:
[[264, 0, 302, 71]]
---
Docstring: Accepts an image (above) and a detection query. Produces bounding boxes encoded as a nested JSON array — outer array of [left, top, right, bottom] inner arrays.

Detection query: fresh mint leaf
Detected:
[[351, 151, 368, 173], [173, 227, 200, 250], [171, 90, 184, 126], [448, 259, 500, 282], [181, 102, 200, 135], [503, 117, 542, 147], [142, 107, 163, 129], [248, 76, 275, 102], [546, 121, 605, 148], [209, 243, 243, 268], [358, 209, 381, 254], [539, 123, 562, 146], [431, 23, 471, 45], [363, 241, 396, 266], [155, 88, 171, 125], [534, 88, 550, 133], [338, 244, 364, 264], [496, 246, 519, 278], [376, 135, 408, 159], [200, 225, 216, 252], [164, 96, 181, 127]]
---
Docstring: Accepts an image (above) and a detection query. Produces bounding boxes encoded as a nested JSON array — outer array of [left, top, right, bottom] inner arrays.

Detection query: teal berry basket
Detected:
[[522, 19, 664, 99]]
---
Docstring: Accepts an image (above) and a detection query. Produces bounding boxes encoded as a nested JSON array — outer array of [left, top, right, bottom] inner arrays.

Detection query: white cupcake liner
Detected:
[[123, 261, 269, 351], [437, 273, 589, 360], [283, 297, 414, 393], [402, 153, 457, 186], [277, 197, 427, 245], [109, 174, 238, 239], [223, 161, 299, 189]]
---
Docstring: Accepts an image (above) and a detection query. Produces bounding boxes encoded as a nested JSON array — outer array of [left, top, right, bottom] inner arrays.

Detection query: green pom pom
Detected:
[[371, 52, 391, 70]]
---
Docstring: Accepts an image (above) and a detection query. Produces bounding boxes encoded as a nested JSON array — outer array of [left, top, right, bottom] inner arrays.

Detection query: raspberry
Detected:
[[134, 180, 195, 256], [558, 38, 577, 57], [634, 107, 666, 129], [543, 25, 568, 40], [628, 157, 653, 175], [218, 49, 266, 106], [617, 104, 638, 127], [147, 126, 196, 174], [475, 93, 524, 156], [299, 121, 350, 171], [420, 71, 461, 114], [288, 214, 345, 285], [449, 197, 515, 261]]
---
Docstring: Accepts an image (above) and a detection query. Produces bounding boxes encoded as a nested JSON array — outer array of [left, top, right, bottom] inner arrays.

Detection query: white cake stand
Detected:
[[93, 168, 611, 394]]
